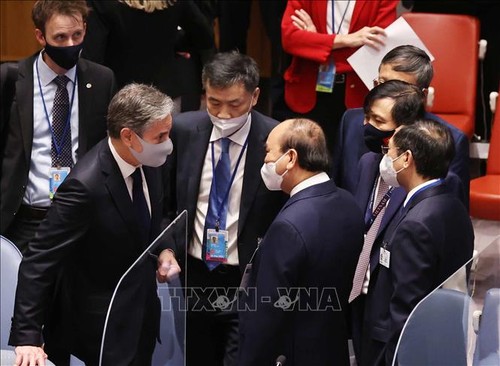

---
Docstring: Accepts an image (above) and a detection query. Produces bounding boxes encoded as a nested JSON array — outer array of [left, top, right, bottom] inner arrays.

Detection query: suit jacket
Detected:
[[238, 180, 365, 366], [0, 54, 116, 233], [361, 184, 474, 366], [332, 108, 470, 208], [167, 110, 286, 273], [281, 0, 397, 113], [8, 139, 166, 365]]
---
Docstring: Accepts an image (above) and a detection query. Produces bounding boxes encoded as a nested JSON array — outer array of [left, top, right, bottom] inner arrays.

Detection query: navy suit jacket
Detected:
[[239, 180, 365, 366], [0, 54, 116, 233], [331, 108, 470, 207], [167, 110, 286, 273], [9, 139, 166, 364], [361, 184, 474, 366]]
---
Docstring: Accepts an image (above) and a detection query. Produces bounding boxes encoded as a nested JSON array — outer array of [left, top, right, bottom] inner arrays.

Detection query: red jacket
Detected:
[[282, 0, 397, 113]]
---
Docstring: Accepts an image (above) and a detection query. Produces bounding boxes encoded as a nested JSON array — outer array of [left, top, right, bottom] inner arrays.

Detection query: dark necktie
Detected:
[[349, 177, 391, 303], [132, 168, 151, 246], [203, 138, 231, 270], [51, 75, 73, 168]]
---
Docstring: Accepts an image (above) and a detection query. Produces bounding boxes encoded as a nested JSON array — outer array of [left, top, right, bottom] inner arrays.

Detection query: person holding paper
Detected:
[[281, 0, 398, 152], [332, 45, 470, 206], [9, 83, 180, 366], [360, 120, 473, 365]]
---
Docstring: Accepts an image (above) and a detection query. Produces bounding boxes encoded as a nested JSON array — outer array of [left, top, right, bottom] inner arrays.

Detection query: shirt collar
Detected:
[[290, 172, 330, 197], [209, 112, 252, 146], [403, 178, 440, 207], [108, 138, 139, 180], [37, 51, 77, 87]]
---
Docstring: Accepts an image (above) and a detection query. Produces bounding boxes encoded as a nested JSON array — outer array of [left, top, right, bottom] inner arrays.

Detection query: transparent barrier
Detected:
[[99, 211, 187, 366], [394, 234, 500, 366]]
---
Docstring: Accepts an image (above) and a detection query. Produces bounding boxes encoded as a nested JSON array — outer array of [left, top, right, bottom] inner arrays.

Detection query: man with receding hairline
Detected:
[[238, 118, 364, 366]]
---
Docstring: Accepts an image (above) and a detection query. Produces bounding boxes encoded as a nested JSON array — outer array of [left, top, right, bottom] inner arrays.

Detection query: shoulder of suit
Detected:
[[77, 57, 114, 76], [425, 112, 466, 140]]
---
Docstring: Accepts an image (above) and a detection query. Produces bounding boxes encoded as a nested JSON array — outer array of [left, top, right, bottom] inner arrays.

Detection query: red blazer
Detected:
[[281, 0, 397, 113]]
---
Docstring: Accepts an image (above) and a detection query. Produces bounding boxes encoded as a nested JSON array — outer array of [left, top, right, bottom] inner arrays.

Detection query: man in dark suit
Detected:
[[166, 51, 285, 366], [347, 80, 467, 363], [9, 83, 180, 366], [332, 45, 470, 202], [361, 120, 474, 366], [0, 0, 116, 253], [238, 118, 364, 366]]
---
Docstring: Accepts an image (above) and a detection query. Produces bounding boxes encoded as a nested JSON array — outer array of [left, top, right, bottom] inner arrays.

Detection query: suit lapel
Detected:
[[100, 142, 143, 247], [76, 59, 91, 156], [16, 56, 35, 166], [238, 112, 267, 235], [144, 166, 162, 241], [355, 153, 381, 213]]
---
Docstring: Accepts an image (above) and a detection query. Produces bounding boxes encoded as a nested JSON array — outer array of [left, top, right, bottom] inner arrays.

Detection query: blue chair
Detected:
[[474, 288, 500, 366], [394, 288, 470, 366], [1, 235, 22, 350]]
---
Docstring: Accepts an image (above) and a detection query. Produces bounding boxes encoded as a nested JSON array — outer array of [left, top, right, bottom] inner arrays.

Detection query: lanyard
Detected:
[[405, 179, 444, 208], [332, 0, 351, 34], [210, 136, 249, 229], [36, 55, 77, 160], [365, 182, 394, 232]]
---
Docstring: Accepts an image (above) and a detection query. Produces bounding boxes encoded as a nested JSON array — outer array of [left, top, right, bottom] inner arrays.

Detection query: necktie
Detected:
[[203, 138, 231, 270], [349, 177, 391, 303], [51, 75, 73, 168], [132, 168, 151, 246]]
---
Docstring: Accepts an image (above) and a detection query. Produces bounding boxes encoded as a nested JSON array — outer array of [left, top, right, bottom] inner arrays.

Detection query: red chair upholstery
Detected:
[[403, 13, 480, 139], [470, 89, 500, 220]]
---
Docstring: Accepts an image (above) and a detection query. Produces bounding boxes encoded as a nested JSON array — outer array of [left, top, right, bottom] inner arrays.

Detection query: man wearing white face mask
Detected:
[[9, 83, 180, 366], [361, 120, 474, 366], [238, 118, 364, 366], [166, 51, 286, 366]]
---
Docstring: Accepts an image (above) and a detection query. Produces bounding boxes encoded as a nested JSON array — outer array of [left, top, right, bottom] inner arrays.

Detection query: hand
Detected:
[[336, 26, 387, 50], [291, 9, 317, 33], [14, 346, 48, 366], [156, 249, 181, 283]]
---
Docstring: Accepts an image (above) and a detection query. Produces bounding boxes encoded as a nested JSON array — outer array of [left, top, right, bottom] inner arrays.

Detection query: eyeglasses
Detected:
[[381, 145, 390, 154]]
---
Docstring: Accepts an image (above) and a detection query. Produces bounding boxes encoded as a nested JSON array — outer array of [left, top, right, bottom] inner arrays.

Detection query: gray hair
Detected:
[[380, 45, 434, 89], [202, 51, 259, 93], [107, 83, 173, 138]]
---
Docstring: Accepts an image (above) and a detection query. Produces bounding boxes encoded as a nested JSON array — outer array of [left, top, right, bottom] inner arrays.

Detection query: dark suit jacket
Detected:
[[0, 54, 116, 233], [9, 139, 166, 365], [238, 180, 365, 366], [167, 110, 285, 273], [331, 108, 470, 207], [361, 184, 474, 366]]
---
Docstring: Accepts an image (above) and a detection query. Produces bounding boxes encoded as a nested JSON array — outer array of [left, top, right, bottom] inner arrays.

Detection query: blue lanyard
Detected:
[[36, 55, 77, 160], [405, 179, 444, 208], [365, 182, 394, 232], [332, 0, 351, 34], [210, 136, 249, 228]]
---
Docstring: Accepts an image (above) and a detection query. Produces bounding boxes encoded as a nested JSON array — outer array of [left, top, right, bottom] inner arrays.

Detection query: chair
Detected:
[[474, 288, 500, 366], [1, 235, 22, 350], [394, 288, 470, 366], [402, 12, 480, 139], [470, 88, 500, 221]]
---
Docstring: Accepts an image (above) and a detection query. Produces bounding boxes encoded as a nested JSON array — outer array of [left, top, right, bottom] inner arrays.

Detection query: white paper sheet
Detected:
[[347, 17, 435, 90]]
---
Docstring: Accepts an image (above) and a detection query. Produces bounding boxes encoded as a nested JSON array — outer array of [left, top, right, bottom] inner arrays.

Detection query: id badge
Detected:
[[49, 167, 70, 199], [379, 247, 391, 268], [316, 56, 335, 93], [206, 229, 229, 263]]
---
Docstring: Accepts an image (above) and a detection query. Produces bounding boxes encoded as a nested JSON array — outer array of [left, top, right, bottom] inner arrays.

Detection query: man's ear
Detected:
[[120, 128, 134, 147], [35, 28, 46, 47], [403, 150, 413, 169], [286, 149, 298, 170]]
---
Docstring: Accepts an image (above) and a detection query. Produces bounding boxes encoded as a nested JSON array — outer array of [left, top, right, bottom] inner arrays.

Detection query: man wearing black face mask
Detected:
[[347, 80, 467, 364], [0, 0, 116, 253], [331, 45, 469, 204]]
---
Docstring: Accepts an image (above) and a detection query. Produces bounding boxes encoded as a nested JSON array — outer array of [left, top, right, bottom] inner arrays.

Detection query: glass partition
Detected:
[[393, 233, 500, 366], [99, 210, 187, 366]]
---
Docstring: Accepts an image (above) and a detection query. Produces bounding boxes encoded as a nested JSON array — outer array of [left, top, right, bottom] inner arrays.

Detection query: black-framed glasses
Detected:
[[381, 145, 390, 154], [373, 78, 385, 88]]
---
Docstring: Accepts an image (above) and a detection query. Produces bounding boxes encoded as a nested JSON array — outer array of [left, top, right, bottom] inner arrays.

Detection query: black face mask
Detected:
[[363, 123, 395, 154], [44, 42, 83, 70]]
